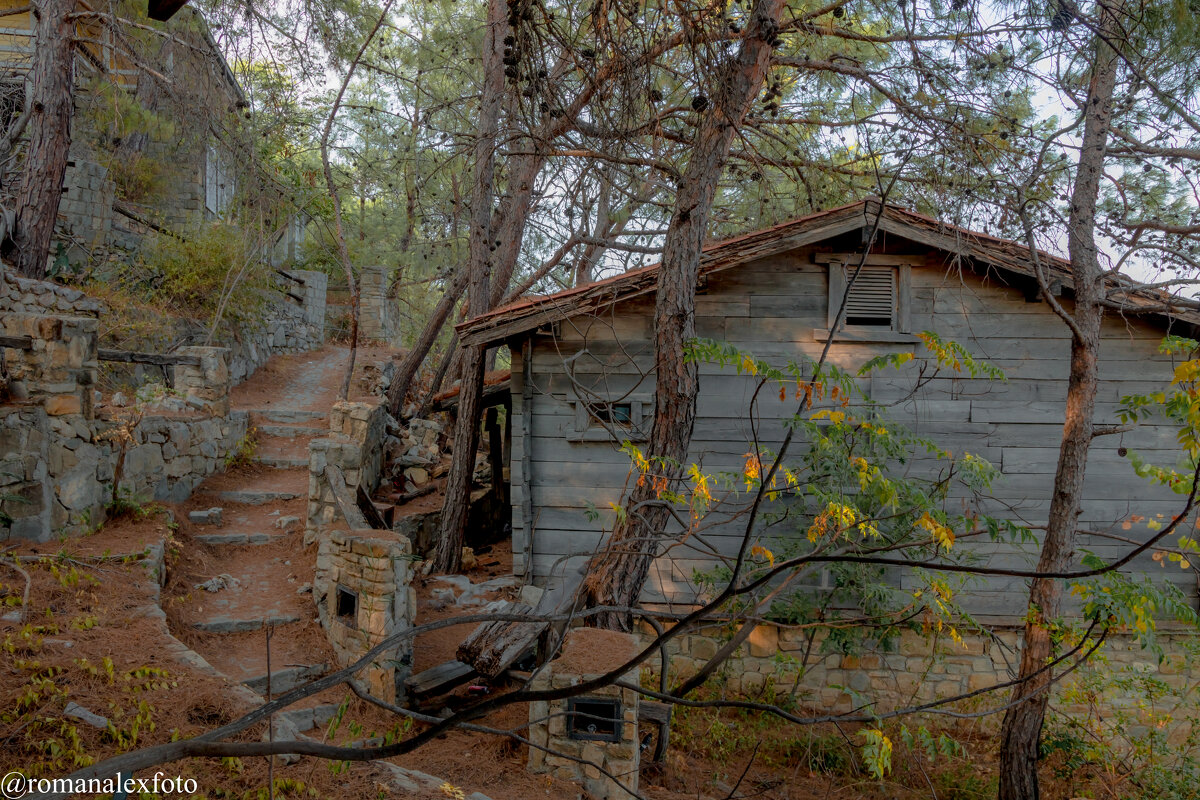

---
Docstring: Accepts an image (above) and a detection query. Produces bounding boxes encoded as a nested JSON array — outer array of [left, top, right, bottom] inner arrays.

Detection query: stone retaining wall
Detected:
[[224, 270, 327, 385], [0, 273, 103, 318], [1, 314, 252, 541]]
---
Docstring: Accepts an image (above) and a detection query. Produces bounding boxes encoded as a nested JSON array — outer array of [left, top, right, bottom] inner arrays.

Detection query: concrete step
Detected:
[[256, 454, 309, 469], [242, 663, 327, 695], [193, 613, 302, 634], [247, 409, 327, 424], [257, 424, 328, 438], [194, 532, 289, 546], [277, 703, 341, 733], [218, 489, 304, 505]]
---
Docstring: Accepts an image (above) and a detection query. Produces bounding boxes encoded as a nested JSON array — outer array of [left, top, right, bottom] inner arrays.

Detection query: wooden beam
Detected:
[[98, 348, 202, 367], [456, 599, 538, 679], [812, 252, 927, 265], [404, 659, 477, 701], [325, 464, 370, 530], [0, 335, 33, 350]]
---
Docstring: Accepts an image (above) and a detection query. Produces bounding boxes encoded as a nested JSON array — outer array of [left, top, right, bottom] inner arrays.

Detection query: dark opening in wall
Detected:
[[567, 697, 622, 742], [335, 585, 357, 626]]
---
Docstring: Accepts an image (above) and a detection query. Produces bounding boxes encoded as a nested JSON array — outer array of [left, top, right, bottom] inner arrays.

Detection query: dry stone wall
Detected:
[[0, 272, 103, 318], [358, 266, 402, 346]]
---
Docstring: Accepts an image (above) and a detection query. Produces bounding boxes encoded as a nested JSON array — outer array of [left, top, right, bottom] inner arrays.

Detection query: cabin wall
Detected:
[[512, 244, 1193, 618]]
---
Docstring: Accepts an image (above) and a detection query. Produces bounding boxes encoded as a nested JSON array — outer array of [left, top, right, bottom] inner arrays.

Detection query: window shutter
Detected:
[[842, 265, 895, 326]]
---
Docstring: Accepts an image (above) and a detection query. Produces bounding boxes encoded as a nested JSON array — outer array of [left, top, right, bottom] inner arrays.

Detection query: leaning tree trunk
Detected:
[[580, 0, 786, 631], [997, 5, 1119, 798], [429, 0, 508, 573], [11, 0, 75, 279]]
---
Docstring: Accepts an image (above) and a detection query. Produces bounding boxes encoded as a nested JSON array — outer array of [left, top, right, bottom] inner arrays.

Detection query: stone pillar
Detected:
[[358, 265, 401, 346], [528, 629, 640, 800], [306, 401, 388, 539], [291, 269, 328, 336], [171, 347, 231, 416], [1, 313, 98, 419], [313, 529, 416, 703]]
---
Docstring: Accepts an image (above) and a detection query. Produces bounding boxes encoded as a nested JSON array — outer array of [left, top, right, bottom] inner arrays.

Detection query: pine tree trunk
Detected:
[[12, 0, 75, 278], [997, 5, 1119, 797], [430, 0, 507, 573], [580, 0, 785, 630]]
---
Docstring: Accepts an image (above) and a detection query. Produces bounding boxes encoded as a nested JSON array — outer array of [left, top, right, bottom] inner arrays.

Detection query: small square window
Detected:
[[568, 397, 651, 442], [567, 697, 622, 742], [335, 585, 357, 626], [587, 401, 633, 426]]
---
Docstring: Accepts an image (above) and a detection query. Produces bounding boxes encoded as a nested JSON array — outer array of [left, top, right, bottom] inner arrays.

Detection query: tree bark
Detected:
[[430, 0, 507, 573], [997, 4, 1120, 798], [580, 0, 785, 630], [11, 0, 75, 278]]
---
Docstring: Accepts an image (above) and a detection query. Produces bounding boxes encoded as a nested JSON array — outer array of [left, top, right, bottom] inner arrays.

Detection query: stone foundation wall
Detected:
[[59, 155, 116, 254], [313, 529, 415, 703], [636, 620, 1200, 718]]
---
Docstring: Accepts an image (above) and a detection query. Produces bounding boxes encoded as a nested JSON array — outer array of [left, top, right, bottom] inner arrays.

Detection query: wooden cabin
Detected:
[[457, 200, 1200, 619]]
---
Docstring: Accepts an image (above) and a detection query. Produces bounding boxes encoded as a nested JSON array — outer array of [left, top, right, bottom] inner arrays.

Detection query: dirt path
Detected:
[[166, 344, 385, 727]]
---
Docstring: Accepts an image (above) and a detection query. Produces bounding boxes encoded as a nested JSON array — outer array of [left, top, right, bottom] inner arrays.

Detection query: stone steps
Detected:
[[256, 454, 309, 469], [194, 532, 290, 546], [277, 703, 341, 733], [247, 408, 327, 424], [257, 424, 328, 438], [218, 489, 304, 505], [242, 663, 327, 695], [193, 613, 302, 634]]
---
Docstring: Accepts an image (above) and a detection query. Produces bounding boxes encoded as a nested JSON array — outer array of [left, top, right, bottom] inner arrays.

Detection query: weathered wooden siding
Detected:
[[510, 243, 1194, 618]]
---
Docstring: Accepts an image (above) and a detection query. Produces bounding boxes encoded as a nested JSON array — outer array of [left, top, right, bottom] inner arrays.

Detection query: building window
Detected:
[[816, 254, 917, 343], [568, 397, 651, 443], [205, 145, 234, 216]]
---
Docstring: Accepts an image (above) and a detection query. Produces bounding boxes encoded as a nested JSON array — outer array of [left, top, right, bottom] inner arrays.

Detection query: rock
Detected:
[[194, 574, 240, 593], [111, 391, 129, 407], [403, 467, 430, 486], [518, 584, 545, 606], [430, 575, 472, 594], [457, 575, 521, 607], [429, 587, 457, 609], [64, 702, 109, 729], [461, 546, 477, 571], [188, 507, 223, 526], [275, 515, 301, 530], [264, 715, 303, 765], [296, 583, 312, 595]]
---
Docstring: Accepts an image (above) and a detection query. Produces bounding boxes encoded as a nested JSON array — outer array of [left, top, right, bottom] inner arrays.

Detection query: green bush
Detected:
[[133, 224, 270, 326]]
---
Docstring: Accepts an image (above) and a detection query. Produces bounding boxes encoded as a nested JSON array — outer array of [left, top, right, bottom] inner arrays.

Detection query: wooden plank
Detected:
[[356, 483, 389, 529], [325, 464, 370, 529], [98, 348, 202, 367], [404, 659, 477, 699], [813, 252, 927, 266]]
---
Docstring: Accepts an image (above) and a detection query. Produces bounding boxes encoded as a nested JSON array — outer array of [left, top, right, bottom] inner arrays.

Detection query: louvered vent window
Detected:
[[841, 265, 896, 327]]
